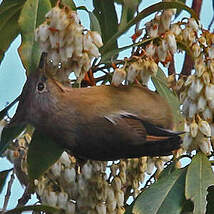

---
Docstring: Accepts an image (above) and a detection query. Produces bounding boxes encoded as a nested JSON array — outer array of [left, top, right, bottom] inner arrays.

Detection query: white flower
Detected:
[[198, 118, 211, 137], [90, 31, 103, 48], [0, 119, 7, 140], [96, 203, 106, 214], [166, 32, 177, 54], [66, 201, 75, 214], [192, 43, 201, 58], [170, 24, 181, 36], [50, 162, 61, 177], [190, 120, 198, 138], [112, 68, 126, 86], [205, 84, 214, 101], [188, 18, 199, 31], [146, 43, 156, 56], [64, 167, 76, 183], [59, 151, 71, 167], [57, 192, 68, 209], [44, 190, 58, 206], [182, 133, 193, 150], [202, 107, 213, 123], [197, 95, 207, 112]]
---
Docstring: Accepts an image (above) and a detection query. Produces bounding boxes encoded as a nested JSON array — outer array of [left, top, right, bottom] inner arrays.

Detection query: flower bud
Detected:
[[188, 101, 197, 119], [198, 117, 211, 137], [127, 63, 139, 83], [90, 31, 103, 48], [146, 158, 155, 175], [182, 133, 193, 150], [45, 190, 58, 206], [112, 177, 122, 191], [197, 95, 207, 112], [107, 201, 117, 212], [188, 18, 199, 31], [96, 203, 106, 214], [66, 201, 75, 214], [199, 138, 211, 156], [190, 120, 198, 138], [170, 24, 181, 36], [51, 162, 61, 177], [192, 43, 201, 58], [205, 84, 214, 101], [115, 190, 124, 207], [166, 32, 177, 54], [64, 167, 76, 183], [57, 192, 68, 208], [60, 152, 71, 167], [112, 68, 126, 87], [202, 72, 210, 85], [202, 107, 213, 123]]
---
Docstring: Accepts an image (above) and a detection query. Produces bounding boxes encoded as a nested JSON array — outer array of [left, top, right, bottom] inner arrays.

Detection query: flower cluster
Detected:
[[112, 57, 158, 87], [35, 3, 103, 83], [3, 131, 172, 214], [180, 31, 214, 155]]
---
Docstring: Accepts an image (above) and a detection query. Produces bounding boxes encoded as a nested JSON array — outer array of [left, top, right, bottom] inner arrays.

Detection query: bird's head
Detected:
[[9, 53, 65, 128]]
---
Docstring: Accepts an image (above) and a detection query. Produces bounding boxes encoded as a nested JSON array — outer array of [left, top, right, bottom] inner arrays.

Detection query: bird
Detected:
[[8, 53, 182, 161]]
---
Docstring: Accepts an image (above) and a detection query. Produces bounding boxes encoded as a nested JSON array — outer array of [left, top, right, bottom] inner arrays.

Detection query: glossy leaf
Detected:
[[18, 0, 51, 74], [0, 168, 13, 194], [0, 0, 25, 63], [102, 1, 198, 54], [206, 186, 214, 214], [175, 0, 186, 19], [0, 125, 25, 156], [185, 152, 214, 214], [93, 0, 118, 53], [151, 68, 183, 130], [132, 165, 187, 214], [27, 130, 64, 180], [89, 11, 101, 35], [5, 205, 60, 214], [118, 0, 141, 31]]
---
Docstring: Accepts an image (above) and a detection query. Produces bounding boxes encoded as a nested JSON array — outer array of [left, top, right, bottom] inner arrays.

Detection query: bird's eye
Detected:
[[37, 82, 45, 92]]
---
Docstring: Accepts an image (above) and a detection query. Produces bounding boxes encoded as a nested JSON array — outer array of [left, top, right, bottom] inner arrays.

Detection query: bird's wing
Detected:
[[102, 111, 182, 157], [104, 111, 183, 142], [72, 111, 182, 160]]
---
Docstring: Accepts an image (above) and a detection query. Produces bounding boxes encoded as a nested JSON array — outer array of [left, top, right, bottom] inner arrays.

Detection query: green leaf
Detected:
[[118, 0, 142, 32], [132, 165, 187, 214], [175, 0, 186, 19], [206, 186, 214, 214], [89, 11, 101, 35], [0, 125, 25, 156], [18, 0, 51, 74], [101, 37, 156, 63], [61, 0, 76, 10], [27, 130, 64, 180], [151, 68, 183, 130], [5, 205, 60, 214], [93, 0, 118, 53], [185, 152, 214, 214], [0, 168, 13, 194], [0, 0, 26, 63], [102, 1, 198, 54]]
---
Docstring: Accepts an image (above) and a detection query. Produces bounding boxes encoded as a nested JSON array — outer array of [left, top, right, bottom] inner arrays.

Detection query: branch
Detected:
[[16, 184, 33, 208], [1, 170, 15, 213]]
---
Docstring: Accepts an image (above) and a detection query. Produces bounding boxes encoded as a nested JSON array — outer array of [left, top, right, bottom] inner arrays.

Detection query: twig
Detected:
[[16, 184, 33, 208], [1, 170, 15, 213], [208, 15, 214, 31]]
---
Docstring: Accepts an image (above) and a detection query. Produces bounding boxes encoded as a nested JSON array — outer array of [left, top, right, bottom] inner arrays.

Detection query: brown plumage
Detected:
[[9, 54, 182, 161]]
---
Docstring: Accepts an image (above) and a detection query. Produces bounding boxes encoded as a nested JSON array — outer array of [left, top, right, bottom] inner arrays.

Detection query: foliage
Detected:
[[0, 0, 214, 213]]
